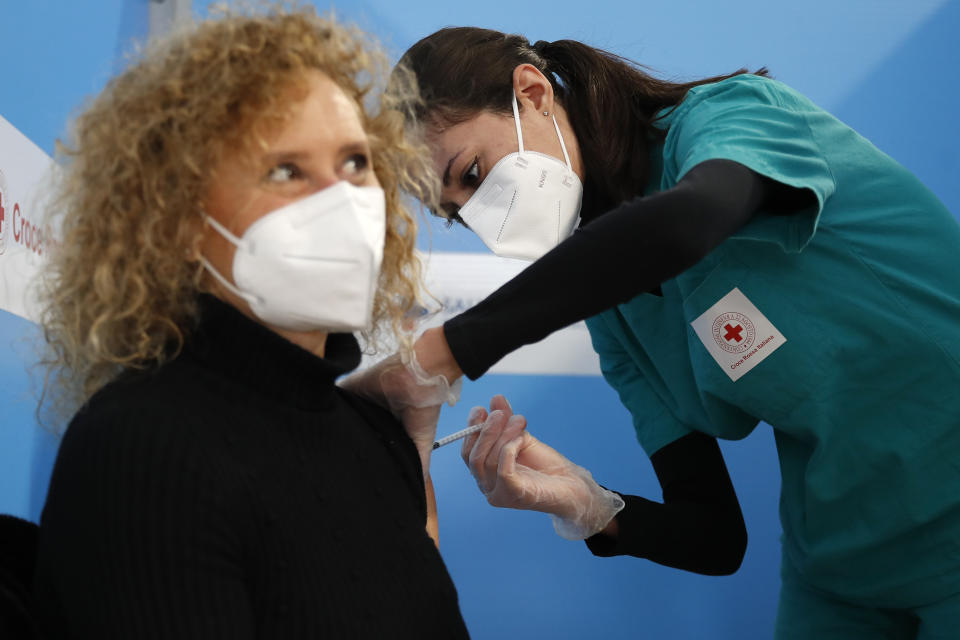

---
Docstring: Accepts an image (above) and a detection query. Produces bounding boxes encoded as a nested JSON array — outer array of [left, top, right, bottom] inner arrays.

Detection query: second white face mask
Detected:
[[458, 91, 583, 261], [201, 181, 386, 333]]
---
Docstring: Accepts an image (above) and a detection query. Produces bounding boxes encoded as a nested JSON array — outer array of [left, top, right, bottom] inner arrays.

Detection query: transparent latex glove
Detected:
[[339, 349, 461, 470], [462, 395, 625, 540]]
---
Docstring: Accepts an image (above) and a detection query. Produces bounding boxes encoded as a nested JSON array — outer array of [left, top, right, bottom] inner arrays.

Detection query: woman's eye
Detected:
[[461, 157, 480, 187], [265, 163, 302, 183], [343, 153, 370, 175]]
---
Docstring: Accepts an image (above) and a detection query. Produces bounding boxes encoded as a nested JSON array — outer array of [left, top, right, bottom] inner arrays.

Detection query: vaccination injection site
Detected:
[[1, 1, 958, 638]]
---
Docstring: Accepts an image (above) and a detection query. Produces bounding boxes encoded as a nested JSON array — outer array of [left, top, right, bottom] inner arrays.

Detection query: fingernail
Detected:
[[468, 406, 484, 423]]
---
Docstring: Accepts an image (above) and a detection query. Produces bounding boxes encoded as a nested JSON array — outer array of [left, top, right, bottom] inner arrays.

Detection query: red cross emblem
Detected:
[[712, 312, 756, 354], [723, 323, 744, 343]]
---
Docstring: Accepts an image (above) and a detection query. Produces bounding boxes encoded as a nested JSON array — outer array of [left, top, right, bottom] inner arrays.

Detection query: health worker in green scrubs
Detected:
[[382, 27, 960, 640]]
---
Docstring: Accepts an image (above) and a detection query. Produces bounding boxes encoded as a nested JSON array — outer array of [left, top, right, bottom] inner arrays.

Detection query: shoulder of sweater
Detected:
[[336, 387, 399, 426], [59, 357, 237, 475]]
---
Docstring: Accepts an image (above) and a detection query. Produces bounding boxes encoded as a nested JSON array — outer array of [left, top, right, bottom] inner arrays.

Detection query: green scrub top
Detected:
[[585, 73, 960, 608]]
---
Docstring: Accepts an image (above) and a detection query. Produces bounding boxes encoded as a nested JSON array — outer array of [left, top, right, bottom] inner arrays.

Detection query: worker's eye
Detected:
[[461, 156, 480, 188]]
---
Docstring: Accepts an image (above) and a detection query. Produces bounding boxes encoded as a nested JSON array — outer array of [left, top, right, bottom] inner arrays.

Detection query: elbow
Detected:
[[704, 488, 749, 576], [716, 536, 747, 576], [708, 521, 748, 576]]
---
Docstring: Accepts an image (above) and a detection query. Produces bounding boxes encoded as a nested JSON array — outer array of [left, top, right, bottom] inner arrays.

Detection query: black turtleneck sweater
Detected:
[[34, 296, 470, 639]]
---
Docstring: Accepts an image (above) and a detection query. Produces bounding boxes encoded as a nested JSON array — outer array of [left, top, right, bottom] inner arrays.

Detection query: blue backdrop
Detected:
[[2, 1, 958, 638]]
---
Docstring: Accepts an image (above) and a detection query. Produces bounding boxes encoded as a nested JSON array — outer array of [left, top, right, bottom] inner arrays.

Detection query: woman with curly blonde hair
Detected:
[[33, 6, 469, 638]]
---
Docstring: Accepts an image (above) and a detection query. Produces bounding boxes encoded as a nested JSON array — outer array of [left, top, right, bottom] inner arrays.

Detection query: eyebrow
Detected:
[[262, 150, 311, 164], [262, 140, 371, 165], [442, 148, 464, 187]]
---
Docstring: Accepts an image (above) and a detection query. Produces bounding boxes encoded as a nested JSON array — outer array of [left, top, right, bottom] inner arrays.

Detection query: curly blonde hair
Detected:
[[39, 4, 435, 419]]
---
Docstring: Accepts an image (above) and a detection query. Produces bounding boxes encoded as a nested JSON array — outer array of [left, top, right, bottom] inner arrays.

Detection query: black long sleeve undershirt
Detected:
[[585, 432, 748, 576], [443, 159, 812, 575], [444, 158, 795, 381]]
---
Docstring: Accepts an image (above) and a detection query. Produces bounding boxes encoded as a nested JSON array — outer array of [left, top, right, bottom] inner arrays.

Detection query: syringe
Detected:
[[432, 424, 484, 450]]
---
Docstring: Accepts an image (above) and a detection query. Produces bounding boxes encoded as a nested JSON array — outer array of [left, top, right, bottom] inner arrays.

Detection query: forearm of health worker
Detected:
[[464, 397, 747, 576], [419, 158, 813, 380], [587, 431, 747, 576]]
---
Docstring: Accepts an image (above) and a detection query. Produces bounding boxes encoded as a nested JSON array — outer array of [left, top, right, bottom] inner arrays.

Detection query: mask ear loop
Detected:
[[203, 213, 245, 248], [198, 213, 260, 306], [547, 107, 581, 237], [511, 91, 526, 154], [551, 114, 573, 172], [512, 90, 573, 173]]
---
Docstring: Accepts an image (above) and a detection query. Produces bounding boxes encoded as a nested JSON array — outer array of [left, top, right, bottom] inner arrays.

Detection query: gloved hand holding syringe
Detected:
[[437, 395, 625, 540]]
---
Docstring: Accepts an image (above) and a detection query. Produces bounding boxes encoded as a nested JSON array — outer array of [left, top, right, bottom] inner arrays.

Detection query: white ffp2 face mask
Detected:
[[201, 181, 386, 333], [458, 91, 583, 261]]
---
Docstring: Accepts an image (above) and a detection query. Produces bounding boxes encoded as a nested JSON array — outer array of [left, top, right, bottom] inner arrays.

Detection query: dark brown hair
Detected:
[[399, 27, 767, 214]]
